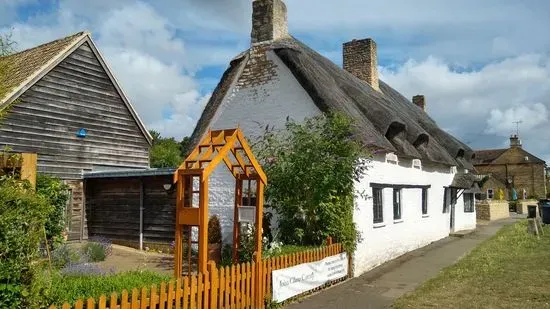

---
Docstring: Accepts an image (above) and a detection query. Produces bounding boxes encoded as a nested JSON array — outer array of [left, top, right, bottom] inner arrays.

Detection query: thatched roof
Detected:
[[451, 173, 478, 189], [189, 36, 474, 168]]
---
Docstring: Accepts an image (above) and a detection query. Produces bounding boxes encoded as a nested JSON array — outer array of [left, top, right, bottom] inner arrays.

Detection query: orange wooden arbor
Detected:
[[173, 128, 267, 277]]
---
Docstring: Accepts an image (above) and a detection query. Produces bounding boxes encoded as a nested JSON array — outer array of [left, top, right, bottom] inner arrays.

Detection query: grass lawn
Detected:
[[46, 270, 171, 307], [394, 220, 550, 309]]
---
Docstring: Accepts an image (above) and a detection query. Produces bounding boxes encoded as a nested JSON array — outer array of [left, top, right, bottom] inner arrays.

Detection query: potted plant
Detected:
[[208, 216, 222, 263]]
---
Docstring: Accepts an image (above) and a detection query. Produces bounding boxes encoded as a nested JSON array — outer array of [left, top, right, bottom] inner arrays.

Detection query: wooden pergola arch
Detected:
[[173, 128, 267, 276]]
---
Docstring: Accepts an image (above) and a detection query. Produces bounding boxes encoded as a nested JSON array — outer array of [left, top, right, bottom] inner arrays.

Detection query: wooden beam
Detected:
[[231, 148, 249, 177], [236, 130, 267, 184], [174, 173, 184, 278], [202, 131, 238, 179], [232, 178, 243, 263], [197, 175, 209, 274], [254, 179, 265, 308], [20, 153, 37, 189]]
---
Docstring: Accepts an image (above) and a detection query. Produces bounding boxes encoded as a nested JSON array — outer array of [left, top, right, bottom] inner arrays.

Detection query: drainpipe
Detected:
[[139, 179, 144, 251]]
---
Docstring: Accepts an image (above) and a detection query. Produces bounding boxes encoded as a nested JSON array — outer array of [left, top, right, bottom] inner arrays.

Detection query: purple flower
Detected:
[[60, 263, 115, 276]]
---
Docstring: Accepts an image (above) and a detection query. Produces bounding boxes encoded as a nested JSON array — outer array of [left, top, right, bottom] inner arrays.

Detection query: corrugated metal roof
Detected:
[[84, 168, 176, 179]]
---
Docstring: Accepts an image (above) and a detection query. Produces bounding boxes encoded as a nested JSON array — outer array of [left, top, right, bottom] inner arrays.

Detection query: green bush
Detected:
[[51, 245, 82, 269], [85, 242, 106, 262], [0, 176, 51, 307], [46, 270, 171, 306], [254, 113, 369, 252], [36, 174, 70, 244], [208, 216, 222, 244]]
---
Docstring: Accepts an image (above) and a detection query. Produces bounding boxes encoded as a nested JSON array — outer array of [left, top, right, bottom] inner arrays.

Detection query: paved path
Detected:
[[286, 216, 522, 309]]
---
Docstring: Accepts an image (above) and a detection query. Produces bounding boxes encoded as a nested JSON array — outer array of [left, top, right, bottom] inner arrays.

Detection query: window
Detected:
[[487, 188, 494, 199], [464, 193, 475, 212], [422, 188, 428, 215], [443, 187, 450, 213], [373, 187, 383, 224], [393, 188, 402, 220]]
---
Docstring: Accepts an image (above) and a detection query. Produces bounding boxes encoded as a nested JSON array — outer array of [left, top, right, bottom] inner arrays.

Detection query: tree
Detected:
[[254, 113, 370, 252], [149, 130, 184, 168], [1, 32, 16, 120]]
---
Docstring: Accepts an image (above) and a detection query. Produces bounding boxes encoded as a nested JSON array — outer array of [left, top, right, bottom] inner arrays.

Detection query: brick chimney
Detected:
[[413, 95, 426, 111], [510, 134, 522, 148], [343, 38, 380, 92], [251, 0, 289, 44]]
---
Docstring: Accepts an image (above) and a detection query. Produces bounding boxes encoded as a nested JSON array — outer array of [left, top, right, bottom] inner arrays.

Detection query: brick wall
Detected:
[[251, 0, 288, 44], [476, 200, 509, 221], [474, 162, 546, 199], [343, 38, 380, 91]]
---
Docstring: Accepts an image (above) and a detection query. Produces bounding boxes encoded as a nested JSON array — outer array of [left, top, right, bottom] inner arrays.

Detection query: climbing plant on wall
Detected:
[[254, 112, 371, 252]]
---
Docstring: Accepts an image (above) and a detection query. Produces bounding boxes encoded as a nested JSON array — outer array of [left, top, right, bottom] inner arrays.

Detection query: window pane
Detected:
[[393, 188, 401, 220], [422, 188, 428, 215], [373, 188, 383, 223]]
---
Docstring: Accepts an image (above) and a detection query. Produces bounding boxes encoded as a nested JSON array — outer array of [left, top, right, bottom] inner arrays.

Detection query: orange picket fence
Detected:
[[49, 242, 346, 309]]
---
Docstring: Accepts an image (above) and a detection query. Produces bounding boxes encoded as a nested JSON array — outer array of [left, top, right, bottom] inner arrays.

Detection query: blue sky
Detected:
[[2, 0, 550, 161]]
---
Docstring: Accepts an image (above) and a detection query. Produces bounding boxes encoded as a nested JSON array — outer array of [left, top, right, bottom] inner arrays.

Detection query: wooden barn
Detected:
[[0, 32, 152, 240]]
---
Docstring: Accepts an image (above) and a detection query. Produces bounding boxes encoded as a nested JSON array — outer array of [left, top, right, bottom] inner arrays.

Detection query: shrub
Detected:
[[254, 113, 369, 252], [84, 237, 112, 262], [36, 174, 70, 244], [51, 244, 82, 269], [0, 176, 51, 307], [208, 216, 222, 244], [60, 263, 113, 277]]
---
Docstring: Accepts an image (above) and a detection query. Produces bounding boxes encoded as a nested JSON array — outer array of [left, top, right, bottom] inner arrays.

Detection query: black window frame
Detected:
[[487, 188, 494, 199], [393, 188, 402, 220], [443, 187, 450, 213], [464, 193, 475, 213], [422, 188, 428, 215], [373, 187, 384, 224]]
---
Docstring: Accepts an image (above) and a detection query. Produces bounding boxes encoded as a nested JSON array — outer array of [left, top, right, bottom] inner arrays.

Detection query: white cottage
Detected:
[[187, 0, 478, 276]]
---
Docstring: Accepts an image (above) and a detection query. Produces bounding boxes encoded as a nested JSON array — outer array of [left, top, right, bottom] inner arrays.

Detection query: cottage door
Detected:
[[450, 188, 458, 231]]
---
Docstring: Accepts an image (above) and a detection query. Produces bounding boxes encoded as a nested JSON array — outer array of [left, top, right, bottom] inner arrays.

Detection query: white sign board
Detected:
[[238, 206, 256, 223], [272, 252, 348, 302]]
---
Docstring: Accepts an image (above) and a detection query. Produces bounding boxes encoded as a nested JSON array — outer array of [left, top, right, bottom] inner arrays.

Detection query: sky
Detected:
[[2, 0, 550, 162]]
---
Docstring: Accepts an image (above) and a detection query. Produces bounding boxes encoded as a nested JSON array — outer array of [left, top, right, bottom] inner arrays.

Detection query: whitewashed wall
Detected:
[[205, 51, 321, 243], [197, 49, 476, 273], [352, 155, 475, 277]]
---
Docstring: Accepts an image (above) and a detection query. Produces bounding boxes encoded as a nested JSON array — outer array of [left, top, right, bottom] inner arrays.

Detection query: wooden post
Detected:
[[174, 174, 184, 278], [233, 177, 243, 263], [325, 236, 333, 246], [254, 179, 265, 309], [20, 153, 37, 189], [198, 174, 209, 274]]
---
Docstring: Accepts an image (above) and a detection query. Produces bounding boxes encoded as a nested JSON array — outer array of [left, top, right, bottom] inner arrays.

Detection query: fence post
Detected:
[[208, 261, 218, 309], [325, 236, 333, 246]]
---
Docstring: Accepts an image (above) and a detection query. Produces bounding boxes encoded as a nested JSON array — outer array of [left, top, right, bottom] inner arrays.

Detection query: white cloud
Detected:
[[485, 104, 548, 136]]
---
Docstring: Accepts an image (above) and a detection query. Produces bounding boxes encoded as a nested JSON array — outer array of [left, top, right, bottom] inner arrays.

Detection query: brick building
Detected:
[[474, 135, 547, 199]]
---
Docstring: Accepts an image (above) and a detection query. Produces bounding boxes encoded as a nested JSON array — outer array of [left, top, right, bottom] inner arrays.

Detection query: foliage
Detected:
[[45, 270, 170, 307], [0, 176, 51, 307], [149, 130, 185, 168], [219, 244, 233, 267], [208, 216, 222, 244], [254, 113, 369, 252], [394, 221, 550, 309], [36, 174, 70, 244], [84, 237, 112, 262], [51, 245, 82, 269]]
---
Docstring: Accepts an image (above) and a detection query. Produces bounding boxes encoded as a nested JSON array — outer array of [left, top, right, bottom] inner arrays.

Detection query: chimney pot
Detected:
[[510, 134, 522, 148], [413, 95, 426, 111], [343, 38, 380, 92], [251, 0, 288, 44]]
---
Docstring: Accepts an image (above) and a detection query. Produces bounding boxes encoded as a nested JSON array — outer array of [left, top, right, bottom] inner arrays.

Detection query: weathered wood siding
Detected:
[[86, 176, 176, 246], [0, 42, 150, 179]]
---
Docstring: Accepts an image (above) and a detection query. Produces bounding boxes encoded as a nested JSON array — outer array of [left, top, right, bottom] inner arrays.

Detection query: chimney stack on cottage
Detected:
[[343, 38, 380, 92], [413, 95, 426, 111], [510, 134, 522, 148], [251, 0, 289, 44]]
